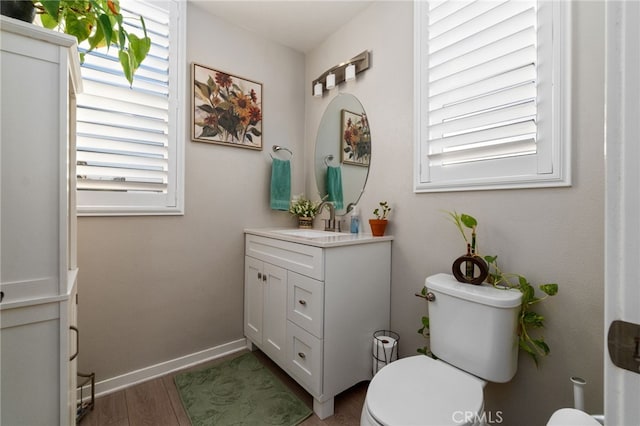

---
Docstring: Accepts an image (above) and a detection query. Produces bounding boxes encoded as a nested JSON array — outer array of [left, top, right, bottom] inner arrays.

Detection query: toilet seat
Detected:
[[365, 356, 485, 426]]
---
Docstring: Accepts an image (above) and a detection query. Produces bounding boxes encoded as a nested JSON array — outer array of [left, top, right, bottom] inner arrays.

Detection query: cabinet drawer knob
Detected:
[[298, 352, 306, 359], [298, 299, 307, 306], [258, 272, 262, 280]]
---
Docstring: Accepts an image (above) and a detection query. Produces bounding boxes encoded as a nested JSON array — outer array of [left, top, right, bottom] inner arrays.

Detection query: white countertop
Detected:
[[244, 227, 393, 248]]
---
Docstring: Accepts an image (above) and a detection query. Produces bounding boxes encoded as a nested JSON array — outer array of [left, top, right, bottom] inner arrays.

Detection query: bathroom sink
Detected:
[[272, 229, 352, 239]]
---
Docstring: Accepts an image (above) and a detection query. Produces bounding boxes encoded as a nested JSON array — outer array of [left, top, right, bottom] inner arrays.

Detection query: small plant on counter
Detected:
[[288, 195, 321, 218], [373, 201, 391, 220], [417, 211, 559, 367]]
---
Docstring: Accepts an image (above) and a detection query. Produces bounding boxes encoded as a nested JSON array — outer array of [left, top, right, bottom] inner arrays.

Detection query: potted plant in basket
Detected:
[[289, 195, 321, 229], [1, 0, 150, 86], [369, 201, 391, 236]]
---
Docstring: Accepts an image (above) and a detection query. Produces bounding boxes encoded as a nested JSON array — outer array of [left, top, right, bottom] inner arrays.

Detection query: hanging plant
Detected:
[[34, 0, 151, 85]]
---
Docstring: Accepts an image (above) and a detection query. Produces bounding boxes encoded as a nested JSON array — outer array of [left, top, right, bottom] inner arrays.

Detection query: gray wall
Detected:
[[79, 2, 605, 425], [305, 2, 604, 425], [78, 3, 305, 379]]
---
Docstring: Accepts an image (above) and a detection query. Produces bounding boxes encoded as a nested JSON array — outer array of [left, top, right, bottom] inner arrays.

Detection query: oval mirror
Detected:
[[314, 93, 370, 216]]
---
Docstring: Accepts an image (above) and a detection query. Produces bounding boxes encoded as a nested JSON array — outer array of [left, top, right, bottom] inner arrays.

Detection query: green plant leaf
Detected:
[[519, 340, 539, 367], [484, 255, 497, 263], [118, 50, 134, 86], [523, 311, 545, 328], [40, 0, 61, 21], [40, 12, 59, 29], [249, 127, 262, 136], [532, 339, 550, 355], [96, 13, 113, 48], [64, 13, 92, 43], [460, 213, 477, 229], [540, 283, 559, 296], [520, 283, 535, 305]]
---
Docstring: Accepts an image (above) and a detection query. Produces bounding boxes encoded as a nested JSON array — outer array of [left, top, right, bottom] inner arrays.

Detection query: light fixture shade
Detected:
[[345, 63, 356, 81], [326, 72, 336, 89], [313, 82, 323, 97]]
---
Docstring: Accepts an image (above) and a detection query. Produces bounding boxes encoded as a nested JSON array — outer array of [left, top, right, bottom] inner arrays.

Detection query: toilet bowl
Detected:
[[361, 355, 486, 426]]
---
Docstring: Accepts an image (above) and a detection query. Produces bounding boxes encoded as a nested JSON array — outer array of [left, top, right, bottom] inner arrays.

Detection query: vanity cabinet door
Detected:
[[261, 262, 287, 365], [244, 257, 287, 366], [244, 256, 264, 344]]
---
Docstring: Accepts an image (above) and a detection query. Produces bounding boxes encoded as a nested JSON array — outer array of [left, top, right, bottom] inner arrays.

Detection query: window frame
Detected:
[[76, 0, 186, 216], [413, 0, 572, 193]]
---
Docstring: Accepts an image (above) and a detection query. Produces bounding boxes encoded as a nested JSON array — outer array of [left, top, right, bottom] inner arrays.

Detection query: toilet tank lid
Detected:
[[426, 273, 522, 308]]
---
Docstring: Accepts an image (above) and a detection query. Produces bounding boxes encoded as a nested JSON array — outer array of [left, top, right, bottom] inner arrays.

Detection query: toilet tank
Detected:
[[425, 273, 523, 383]]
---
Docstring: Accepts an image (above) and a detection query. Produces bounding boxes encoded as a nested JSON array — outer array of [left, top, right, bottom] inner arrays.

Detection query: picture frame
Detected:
[[340, 109, 371, 166], [191, 63, 263, 150]]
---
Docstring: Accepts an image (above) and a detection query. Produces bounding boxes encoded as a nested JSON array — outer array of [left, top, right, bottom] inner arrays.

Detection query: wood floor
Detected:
[[80, 349, 368, 426]]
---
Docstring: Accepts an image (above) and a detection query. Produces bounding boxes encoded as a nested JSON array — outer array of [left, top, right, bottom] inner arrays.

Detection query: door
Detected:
[[604, 1, 640, 423], [262, 263, 287, 365], [244, 256, 264, 344]]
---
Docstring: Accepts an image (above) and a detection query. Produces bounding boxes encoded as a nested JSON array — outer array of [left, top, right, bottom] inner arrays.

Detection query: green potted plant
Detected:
[[1, 0, 150, 85], [417, 211, 559, 366], [288, 195, 321, 229], [369, 201, 391, 236]]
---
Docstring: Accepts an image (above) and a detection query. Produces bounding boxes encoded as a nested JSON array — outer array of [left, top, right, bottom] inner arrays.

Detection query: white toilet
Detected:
[[361, 273, 523, 426]]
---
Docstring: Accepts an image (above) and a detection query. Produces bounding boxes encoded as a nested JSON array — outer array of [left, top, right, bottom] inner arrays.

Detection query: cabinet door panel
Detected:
[[244, 256, 263, 344], [262, 263, 287, 364]]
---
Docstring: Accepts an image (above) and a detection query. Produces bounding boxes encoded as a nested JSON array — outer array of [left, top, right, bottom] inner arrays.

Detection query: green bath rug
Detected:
[[174, 352, 312, 426]]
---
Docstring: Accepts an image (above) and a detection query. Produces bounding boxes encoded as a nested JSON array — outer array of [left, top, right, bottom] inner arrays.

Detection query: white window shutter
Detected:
[[414, 0, 571, 192], [76, 0, 185, 214]]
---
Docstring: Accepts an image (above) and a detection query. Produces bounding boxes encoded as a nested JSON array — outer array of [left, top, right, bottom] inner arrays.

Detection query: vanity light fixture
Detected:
[[311, 50, 370, 97], [326, 72, 336, 89]]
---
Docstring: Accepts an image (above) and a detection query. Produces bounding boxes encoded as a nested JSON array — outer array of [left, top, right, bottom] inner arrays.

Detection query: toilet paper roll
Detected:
[[372, 335, 398, 375]]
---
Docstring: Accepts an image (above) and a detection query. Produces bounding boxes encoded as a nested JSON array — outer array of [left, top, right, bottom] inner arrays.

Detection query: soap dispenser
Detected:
[[350, 205, 360, 234]]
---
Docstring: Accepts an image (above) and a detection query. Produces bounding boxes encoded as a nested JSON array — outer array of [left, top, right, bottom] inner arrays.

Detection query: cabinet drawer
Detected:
[[245, 234, 324, 280], [287, 272, 323, 338], [286, 321, 323, 396]]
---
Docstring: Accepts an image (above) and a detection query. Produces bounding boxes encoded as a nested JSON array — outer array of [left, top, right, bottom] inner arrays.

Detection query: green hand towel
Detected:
[[271, 159, 291, 210], [326, 166, 344, 210]]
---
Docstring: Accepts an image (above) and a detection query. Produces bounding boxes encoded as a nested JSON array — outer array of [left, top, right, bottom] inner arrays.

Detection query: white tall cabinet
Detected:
[[244, 230, 392, 419], [1, 17, 82, 426]]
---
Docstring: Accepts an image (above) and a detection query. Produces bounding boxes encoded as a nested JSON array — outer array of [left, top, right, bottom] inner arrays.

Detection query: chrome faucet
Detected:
[[318, 201, 339, 231]]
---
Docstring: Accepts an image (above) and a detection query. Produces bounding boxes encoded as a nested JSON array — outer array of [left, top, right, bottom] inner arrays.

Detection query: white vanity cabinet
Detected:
[[1, 17, 82, 426], [244, 231, 392, 419]]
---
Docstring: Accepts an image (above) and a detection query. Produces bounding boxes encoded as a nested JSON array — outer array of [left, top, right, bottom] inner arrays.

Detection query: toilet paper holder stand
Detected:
[[373, 330, 400, 375]]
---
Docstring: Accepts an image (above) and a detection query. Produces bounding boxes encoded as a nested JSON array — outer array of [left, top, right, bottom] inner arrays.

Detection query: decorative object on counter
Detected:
[[16, 0, 151, 86], [192, 63, 263, 150], [289, 195, 322, 228], [369, 201, 391, 236], [341, 109, 371, 166], [448, 213, 488, 284], [350, 205, 360, 234], [417, 211, 560, 366]]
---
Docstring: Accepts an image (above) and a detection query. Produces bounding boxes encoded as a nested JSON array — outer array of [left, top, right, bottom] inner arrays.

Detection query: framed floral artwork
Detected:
[[340, 109, 371, 166], [192, 63, 263, 150]]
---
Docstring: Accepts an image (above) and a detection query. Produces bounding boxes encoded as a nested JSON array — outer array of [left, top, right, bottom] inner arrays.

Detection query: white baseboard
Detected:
[[80, 338, 248, 399]]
